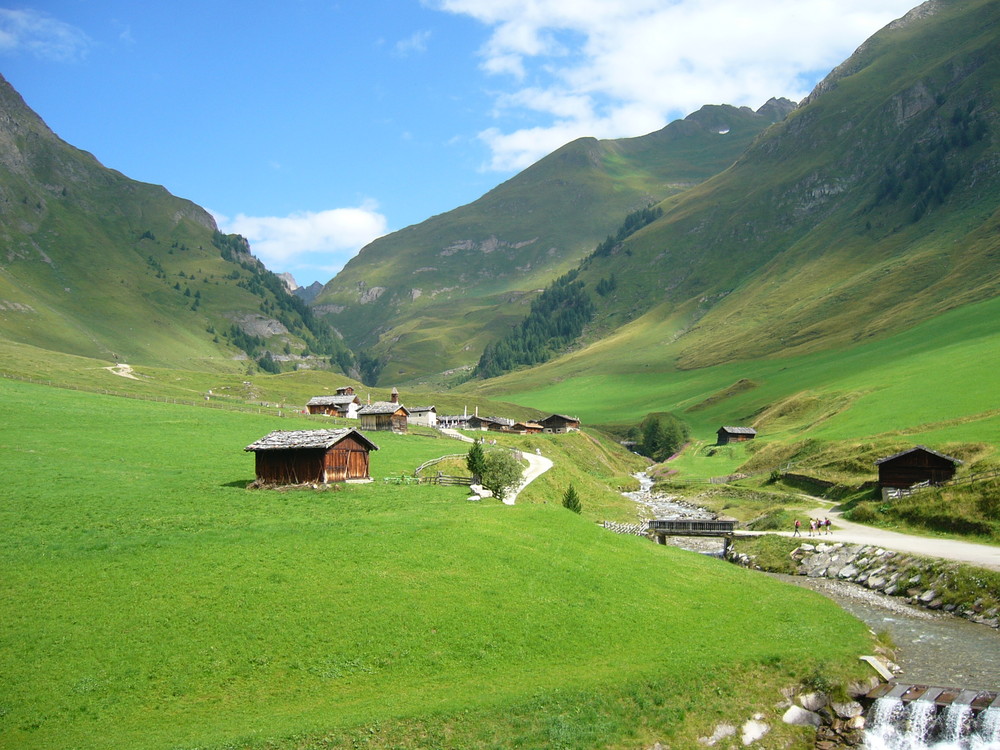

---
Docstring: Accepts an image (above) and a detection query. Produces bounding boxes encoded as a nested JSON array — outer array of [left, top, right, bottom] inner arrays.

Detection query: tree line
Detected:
[[474, 269, 595, 379]]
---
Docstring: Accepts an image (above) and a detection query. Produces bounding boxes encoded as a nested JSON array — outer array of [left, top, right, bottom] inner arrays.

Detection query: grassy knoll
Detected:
[[452, 429, 649, 522], [0, 380, 875, 749]]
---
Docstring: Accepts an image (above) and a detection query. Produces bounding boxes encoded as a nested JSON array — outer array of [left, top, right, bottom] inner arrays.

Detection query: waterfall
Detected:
[[864, 699, 1000, 749]]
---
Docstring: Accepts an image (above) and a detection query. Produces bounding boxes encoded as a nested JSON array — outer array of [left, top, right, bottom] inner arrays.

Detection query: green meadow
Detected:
[[469, 294, 1000, 480], [0, 379, 874, 749]]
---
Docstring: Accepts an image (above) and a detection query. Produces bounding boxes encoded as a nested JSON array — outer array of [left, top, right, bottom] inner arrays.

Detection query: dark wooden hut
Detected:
[[539, 414, 581, 433], [716, 426, 757, 445], [306, 394, 361, 417], [245, 428, 378, 484], [875, 446, 962, 489]]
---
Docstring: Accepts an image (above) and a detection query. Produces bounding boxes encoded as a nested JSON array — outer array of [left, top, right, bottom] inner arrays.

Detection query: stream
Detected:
[[625, 473, 1000, 689]]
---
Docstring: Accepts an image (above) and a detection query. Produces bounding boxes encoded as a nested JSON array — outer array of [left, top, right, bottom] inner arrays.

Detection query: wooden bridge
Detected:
[[646, 519, 738, 554]]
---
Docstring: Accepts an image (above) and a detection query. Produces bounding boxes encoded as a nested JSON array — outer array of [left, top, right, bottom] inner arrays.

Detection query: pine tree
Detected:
[[466, 441, 486, 483], [562, 484, 582, 514]]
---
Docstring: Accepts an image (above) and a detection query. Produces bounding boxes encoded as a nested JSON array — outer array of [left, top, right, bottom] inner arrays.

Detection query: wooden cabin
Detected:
[[245, 428, 378, 484], [407, 406, 437, 428], [468, 415, 514, 432], [510, 421, 543, 435], [539, 414, 581, 433], [357, 387, 410, 433], [875, 446, 962, 489], [306, 394, 361, 418], [716, 426, 757, 445], [358, 402, 409, 432]]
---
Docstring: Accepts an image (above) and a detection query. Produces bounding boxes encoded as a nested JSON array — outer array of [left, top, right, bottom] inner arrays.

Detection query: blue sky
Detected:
[[2, 0, 917, 286]]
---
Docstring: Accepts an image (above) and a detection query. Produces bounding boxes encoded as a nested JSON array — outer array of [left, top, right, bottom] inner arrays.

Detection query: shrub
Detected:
[[480, 449, 523, 502]]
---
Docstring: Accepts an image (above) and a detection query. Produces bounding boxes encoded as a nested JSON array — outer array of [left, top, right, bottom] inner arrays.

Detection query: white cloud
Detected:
[[0, 8, 91, 62], [431, 0, 919, 170], [213, 202, 389, 281], [395, 29, 432, 56]]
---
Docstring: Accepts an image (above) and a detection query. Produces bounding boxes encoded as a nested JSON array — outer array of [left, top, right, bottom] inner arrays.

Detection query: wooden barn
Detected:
[[875, 445, 962, 489], [539, 414, 581, 433], [305, 394, 361, 418], [510, 421, 543, 434], [716, 426, 757, 445], [245, 428, 378, 484], [358, 403, 409, 433]]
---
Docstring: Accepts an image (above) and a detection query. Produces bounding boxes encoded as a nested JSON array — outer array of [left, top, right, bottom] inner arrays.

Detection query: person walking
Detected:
[[793, 519, 801, 537]]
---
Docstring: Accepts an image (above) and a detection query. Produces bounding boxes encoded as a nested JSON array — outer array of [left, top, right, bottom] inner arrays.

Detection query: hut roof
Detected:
[[874, 445, 962, 466], [358, 401, 410, 416], [472, 415, 514, 426], [245, 428, 379, 452], [719, 426, 757, 435], [542, 413, 580, 423], [408, 405, 436, 414], [306, 395, 359, 406]]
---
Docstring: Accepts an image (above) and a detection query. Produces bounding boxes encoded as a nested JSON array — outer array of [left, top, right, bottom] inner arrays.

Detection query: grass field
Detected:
[[468, 295, 1000, 484], [0, 379, 875, 749]]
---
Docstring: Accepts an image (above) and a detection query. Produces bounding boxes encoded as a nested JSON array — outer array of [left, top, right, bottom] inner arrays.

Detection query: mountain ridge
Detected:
[[312, 99, 795, 382], [0, 73, 352, 374]]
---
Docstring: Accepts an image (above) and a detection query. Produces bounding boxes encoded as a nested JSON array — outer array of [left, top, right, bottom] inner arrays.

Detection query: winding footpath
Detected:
[[776, 501, 1000, 572], [436, 428, 553, 505]]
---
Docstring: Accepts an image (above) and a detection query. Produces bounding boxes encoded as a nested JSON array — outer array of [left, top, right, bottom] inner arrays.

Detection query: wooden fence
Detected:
[[423, 474, 473, 487]]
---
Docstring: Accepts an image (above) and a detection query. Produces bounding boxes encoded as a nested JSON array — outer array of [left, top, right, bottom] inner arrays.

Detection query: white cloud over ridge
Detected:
[[432, 0, 919, 171], [0, 8, 91, 62], [214, 203, 388, 284]]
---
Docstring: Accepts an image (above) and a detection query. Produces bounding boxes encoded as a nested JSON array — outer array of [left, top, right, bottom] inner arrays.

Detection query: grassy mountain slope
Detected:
[[464, 0, 1000, 473], [0, 75, 350, 373], [570, 0, 1000, 370], [313, 101, 793, 383]]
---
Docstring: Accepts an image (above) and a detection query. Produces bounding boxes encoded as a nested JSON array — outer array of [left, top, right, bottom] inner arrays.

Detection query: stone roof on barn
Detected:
[[245, 428, 379, 452], [719, 426, 757, 435], [408, 405, 436, 414], [306, 395, 359, 406], [874, 445, 962, 466], [358, 401, 410, 416]]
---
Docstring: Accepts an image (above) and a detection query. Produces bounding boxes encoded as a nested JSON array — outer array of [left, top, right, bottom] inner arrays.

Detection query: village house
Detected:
[[510, 421, 543, 435], [244, 428, 378, 484], [539, 414, 581, 433], [407, 405, 437, 428], [468, 415, 514, 432], [305, 393, 361, 418], [875, 445, 962, 489], [716, 426, 757, 445], [358, 388, 410, 433]]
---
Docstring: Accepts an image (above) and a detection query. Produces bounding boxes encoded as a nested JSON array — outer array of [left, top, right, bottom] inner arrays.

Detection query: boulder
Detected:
[[798, 692, 828, 712], [697, 723, 735, 746], [832, 701, 863, 719], [741, 718, 769, 745], [782, 705, 822, 727], [838, 564, 859, 579]]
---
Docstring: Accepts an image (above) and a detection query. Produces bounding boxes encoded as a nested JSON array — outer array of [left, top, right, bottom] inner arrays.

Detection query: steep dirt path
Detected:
[[780, 500, 1000, 572], [505, 451, 553, 505]]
